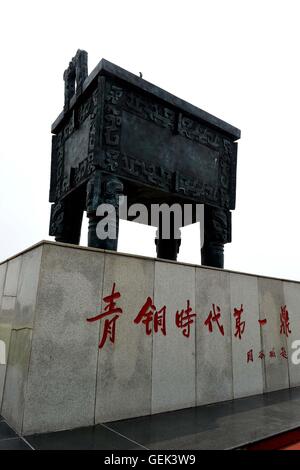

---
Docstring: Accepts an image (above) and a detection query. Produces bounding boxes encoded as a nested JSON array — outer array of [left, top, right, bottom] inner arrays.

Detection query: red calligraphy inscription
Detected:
[[134, 297, 167, 336], [258, 350, 265, 359], [175, 300, 196, 338], [280, 347, 288, 359], [269, 348, 276, 358], [280, 305, 291, 338], [86, 283, 122, 349], [247, 349, 254, 363], [204, 304, 224, 336], [233, 304, 245, 340]]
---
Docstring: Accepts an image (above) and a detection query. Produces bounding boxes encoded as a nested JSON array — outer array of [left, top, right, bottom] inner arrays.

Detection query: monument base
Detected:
[[0, 241, 299, 435]]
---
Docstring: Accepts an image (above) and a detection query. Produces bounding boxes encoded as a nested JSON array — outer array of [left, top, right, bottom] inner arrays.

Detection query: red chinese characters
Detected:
[[280, 305, 291, 338], [258, 350, 265, 359], [269, 348, 276, 358], [134, 297, 167, 336], [86, 284, 293, 358], [175, 300, 196, 338], [247, 347, 288, 362], [280, 347, 288, 359], [247, 349, 254, 363], [204, 304, 224, 336], [86, 283, 122, 349], [233, 304, 245, 340]]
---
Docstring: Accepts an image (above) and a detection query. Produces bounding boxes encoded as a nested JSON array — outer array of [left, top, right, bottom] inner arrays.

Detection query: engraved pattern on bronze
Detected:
[[177, 113, 221, 150], [125, 91, 176, 130], [49, 51, 240, 268], [49, 201, 65, 237]]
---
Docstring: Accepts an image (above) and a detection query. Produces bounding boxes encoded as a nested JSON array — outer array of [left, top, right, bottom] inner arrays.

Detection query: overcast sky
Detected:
[[1, 0, 300, 280]]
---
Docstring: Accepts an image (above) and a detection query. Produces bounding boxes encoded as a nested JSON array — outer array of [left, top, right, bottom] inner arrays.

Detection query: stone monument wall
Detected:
[[0, 241, 299, 435]]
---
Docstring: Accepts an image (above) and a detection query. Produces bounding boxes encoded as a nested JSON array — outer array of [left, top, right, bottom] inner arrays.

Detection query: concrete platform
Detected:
[[1, 241, 300, 436], [1, 387, 300, 450]]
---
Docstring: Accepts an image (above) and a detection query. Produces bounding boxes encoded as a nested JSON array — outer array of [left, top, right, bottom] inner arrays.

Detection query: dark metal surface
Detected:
[[49, 50, 240, 267]]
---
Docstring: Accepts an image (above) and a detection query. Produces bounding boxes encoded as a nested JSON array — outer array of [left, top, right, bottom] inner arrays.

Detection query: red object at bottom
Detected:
[[243, 428, 300, 450], [282, 441, 300, 450]]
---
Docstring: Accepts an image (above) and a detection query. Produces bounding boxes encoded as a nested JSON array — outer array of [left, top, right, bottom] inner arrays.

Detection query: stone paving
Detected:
[[0, 387, 300, 450]]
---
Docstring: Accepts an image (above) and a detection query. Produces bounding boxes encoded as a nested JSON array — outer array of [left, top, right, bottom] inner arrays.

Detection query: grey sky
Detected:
[[1, 0, 299, 280]]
